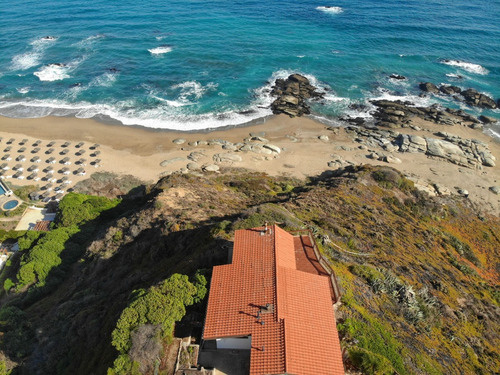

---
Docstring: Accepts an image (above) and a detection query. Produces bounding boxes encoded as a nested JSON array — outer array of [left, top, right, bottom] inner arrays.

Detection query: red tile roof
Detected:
[[203, 225, 344, 375], [33, 220, 51, 231]]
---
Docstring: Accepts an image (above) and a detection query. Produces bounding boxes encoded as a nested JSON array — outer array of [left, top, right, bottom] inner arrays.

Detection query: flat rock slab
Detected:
[[160, 157, 186, 167], [202, 164, 219, 172], [172, 138, 186, 145]]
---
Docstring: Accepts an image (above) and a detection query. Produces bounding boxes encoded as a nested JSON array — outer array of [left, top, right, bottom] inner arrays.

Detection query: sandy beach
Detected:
[[0, 114, 499, 215]]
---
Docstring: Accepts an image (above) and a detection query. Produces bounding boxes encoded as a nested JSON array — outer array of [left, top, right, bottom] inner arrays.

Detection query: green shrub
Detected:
[[3, 278, 14, 292], [349, 346, 395, 375]]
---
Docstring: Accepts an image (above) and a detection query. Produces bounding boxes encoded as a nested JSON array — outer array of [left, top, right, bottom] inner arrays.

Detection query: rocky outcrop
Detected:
[[345, 126, 496, 168], [270, 74, 323, 117], [419, 82, 439, 94], [461, 88, 497, 109], [419, 82, 498, 110], [370, 100, 483, 129]]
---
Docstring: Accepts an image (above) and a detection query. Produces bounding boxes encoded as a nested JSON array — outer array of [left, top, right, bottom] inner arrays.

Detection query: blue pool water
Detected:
[[0, 184, 6, 195], [3, 200, 19, 210], [0, 0, 499, 135]]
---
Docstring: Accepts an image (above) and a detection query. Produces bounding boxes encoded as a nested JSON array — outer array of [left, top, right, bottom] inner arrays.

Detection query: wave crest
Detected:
[[316, 6, 343, 14], [441, 59, 489, 75], [148, 46, 173, 55]]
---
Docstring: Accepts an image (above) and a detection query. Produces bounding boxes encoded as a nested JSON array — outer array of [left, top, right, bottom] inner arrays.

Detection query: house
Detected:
[[202, 225, 344, 375]]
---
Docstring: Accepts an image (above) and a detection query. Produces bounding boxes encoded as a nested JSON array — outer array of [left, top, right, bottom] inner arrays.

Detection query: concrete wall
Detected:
[[216, 336, 251, 350]]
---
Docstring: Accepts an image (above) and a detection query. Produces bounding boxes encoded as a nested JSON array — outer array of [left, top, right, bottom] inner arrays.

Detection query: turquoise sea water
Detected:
[[0, 0, 499, 135]]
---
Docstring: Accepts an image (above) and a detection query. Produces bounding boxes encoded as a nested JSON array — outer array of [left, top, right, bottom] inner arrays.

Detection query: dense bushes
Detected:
[[56, 192, 120, 227], [108, 272, 207, 374], [11, 193, 120, 291]]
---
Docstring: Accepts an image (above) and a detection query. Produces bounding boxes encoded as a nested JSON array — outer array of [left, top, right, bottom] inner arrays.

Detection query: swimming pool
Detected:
[[0, 184, 6, 195], [3, 200, 19, 210]]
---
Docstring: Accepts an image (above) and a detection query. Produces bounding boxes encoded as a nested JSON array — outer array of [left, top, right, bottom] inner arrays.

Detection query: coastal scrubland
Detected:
[[0, 165, 498, 374]]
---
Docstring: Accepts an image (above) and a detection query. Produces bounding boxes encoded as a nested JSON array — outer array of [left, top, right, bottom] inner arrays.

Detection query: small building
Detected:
[[202, 225, 344, 375]]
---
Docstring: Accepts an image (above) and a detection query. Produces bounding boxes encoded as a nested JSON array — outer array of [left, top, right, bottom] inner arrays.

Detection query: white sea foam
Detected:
[[75, 34, 105, 49], [171, 81, 218, 102], [445, 73, 464, 79], [316, 6, 343, 14], [148, 46, 173, 55], [441, 59, 489, 75], [89, 72, 118, 88], [16, 87, 30, 94], [34, 64, 71, 81], [11, 36, 57, 71]]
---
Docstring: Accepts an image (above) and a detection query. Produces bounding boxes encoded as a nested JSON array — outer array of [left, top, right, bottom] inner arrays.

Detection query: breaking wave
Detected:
[[316, 6, 343, 14], [441, 59, 489, 75]]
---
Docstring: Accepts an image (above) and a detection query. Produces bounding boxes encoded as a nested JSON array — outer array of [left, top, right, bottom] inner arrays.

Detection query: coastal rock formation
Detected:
[[370, 100, 484, 129], [461, 88, 497, 109], [419, 82, 498, 109], [345, 125, 496, 168], [270, 74, 323, 117]]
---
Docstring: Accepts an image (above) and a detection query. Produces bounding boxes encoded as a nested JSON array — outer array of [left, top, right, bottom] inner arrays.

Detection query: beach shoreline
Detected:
[[0, 113, 499, 215]]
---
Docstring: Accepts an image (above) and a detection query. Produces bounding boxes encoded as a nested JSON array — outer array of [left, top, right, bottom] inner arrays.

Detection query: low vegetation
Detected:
[[0, 166, 498, 374]]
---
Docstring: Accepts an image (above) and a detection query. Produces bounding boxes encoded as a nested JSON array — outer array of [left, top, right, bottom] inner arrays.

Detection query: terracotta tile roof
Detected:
[[203, 225, 344, 375], [33, 220, 51, 231]]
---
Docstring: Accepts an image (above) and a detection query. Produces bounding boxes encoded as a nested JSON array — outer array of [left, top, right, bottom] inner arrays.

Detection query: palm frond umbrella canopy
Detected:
[[47, 141, 56, 147], [3, 146, 11, 152], [60, 149, 69, 155], [62, 141, 71, 147], [47, 157, 56, 164], [76, 142, 84, 148], [1, 155, 10, 161], [46, 148, 54, 154], [28, 165, 39, 172], [16, 155, 25, 162], [19, 138, 28, 145], [32, 147, 41, 153], [13, 164, 23, 170], [90, 143, 100, 149], [31, 156, 41, 163], [18, 147, 26, 153], [7, 138, 15, 144], [33, 140, 42, 146]]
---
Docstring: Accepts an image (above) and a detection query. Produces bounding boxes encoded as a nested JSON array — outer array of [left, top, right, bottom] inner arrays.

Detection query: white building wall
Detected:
[[216, 336, 251, 350]]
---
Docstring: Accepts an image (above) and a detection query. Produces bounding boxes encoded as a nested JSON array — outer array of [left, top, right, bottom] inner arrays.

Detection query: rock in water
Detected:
[[419, 82, 439, 94], [270, 74, 323, 117], [461, 89, 497, 109]]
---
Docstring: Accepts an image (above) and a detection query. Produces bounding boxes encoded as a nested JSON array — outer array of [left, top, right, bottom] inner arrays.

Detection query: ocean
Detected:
[[0, 0, 499, 136]]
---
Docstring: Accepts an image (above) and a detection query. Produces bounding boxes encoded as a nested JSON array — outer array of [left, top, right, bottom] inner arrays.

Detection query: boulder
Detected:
[[479, 115, 498, 124], [160, 157, 185, 167], [419, 82, 439, 94], [461, 89, 497, 109], [382, 155, 402, 164], [389, 74, 406, 80], [172, 138, 186, 145], [213, 153, 242, 163], [489, 186, 500, 195], [270, 74, 322, 117], [318, 135, 329, 142], [202, 164, 219, 172], [439, 85, 462, 95], [263, 144, 281, 154], [425, 138, 465, 159]]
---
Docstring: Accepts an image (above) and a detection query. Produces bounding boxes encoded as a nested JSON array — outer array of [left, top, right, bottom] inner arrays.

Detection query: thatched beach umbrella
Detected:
[[76, 149, 86, 156], [61, 157, 71, 165], [46, 148, 54, 154], [28, 172, 38, 180], [47, 157, 56, 164], [60, 149, 69, 155], [77, 158, 86, 165], [33, 140, 42, 146], [47, 141, 56, 147], [92, 150, 101, 157], [32, 147, 41, 153], [16, 155, 25, 162], [28, 165, 39, 172], [19, 139, 28, 145], [1, 154, 10, 161], [31, 156, 41, 163], [62, 141, 71, 147], [90, 143, 100, 150], [76, 142, 84, 148], [7, 138, 15, 144], [3, 146, 11, 152], [1, 163, 9, 170], [18, 147, 26, 153], [13, 164, 23, 171]]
